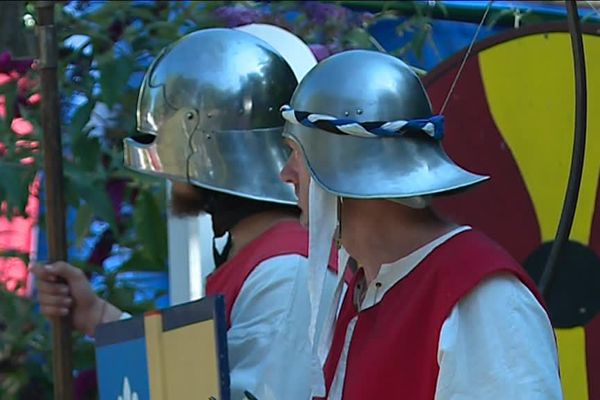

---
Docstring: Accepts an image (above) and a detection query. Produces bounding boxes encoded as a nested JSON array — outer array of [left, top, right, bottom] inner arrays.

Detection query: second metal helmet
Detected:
[[282, 50, 488, 200], [124, 28, 304, 205]]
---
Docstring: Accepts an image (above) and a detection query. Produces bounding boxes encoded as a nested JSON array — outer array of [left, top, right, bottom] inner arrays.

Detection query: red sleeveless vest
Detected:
[[205, 220, 341, 328], [319, 229, 545, 400]]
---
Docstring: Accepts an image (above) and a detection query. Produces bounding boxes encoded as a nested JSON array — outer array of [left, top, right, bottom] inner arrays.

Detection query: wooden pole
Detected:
[[35, 1, 74, 399]]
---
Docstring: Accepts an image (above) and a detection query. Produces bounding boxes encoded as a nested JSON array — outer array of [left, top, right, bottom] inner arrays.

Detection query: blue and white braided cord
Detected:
[[280, 105, 444, 140]]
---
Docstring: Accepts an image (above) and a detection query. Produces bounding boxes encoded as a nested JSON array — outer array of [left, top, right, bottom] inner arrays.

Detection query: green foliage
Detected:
[[121, 190, 168, 272], [0, 80, 17, 132], [0, 162, 36, 219], [0, 287, 50, 400], [368, 1, 445, 61], [97, 53, 135, 109], [0, 284, 98, 400]]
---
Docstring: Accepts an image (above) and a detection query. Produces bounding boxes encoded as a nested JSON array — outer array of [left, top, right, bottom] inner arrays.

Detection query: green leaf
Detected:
[[411, 21, 432, 61], [343, 27, 376, 49], [0, 162, 36, 218], [72, 335, 96, 371], [132, 190, 167, 269], [64, 166, 119, 237], [145, 20, 180, 35], [128, 4, 159, 22], [0, 80, 18, 134], [72, 130, 101, 172], [85, 1, 132, 26], [108, 282, 136, 310], [486, 8, 516, 29], [67, 100, 95, 139], [0, 250, 30, 265], [98, 53, 135, 108], [436, 2, 449, 17], [119, 249, 164, 272], [73, 203, 95, 248]]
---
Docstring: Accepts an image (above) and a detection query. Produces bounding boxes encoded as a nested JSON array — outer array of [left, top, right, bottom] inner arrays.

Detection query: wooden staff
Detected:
[[36, 1, 74, 398]]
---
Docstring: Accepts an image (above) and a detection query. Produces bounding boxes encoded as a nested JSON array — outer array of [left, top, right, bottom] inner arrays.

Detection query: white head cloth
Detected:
[[307, 178, 352, 397]]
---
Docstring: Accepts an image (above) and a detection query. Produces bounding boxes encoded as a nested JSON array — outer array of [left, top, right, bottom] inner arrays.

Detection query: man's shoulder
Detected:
[[245, 220, 309, 260], [426, 228, 543, 306], [255, 253, 308, 269], [432, 228, 521, 271]]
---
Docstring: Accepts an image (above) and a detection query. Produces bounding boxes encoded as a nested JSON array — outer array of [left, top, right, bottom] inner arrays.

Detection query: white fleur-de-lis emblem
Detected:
[[117, 376, 139, 400]]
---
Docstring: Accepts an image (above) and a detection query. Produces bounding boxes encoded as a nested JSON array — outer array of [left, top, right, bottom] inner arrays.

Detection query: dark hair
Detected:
[[170, 184, 299, 236]]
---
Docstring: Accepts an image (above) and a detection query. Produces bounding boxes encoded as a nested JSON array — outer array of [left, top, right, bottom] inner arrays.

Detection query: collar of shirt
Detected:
[[356, 226, 472, 311]]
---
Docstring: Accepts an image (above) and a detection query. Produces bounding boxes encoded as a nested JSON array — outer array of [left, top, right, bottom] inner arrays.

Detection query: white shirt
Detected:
[[225, 253, 337, 400], [328, 226, 563, 400]]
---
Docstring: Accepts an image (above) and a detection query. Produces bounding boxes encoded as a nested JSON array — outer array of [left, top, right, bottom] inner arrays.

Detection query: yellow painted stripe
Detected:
[[144, 313, 166, 400], [162, 321, 221, 399], [555, 328, 589, 400], [479, 33, 600, 244]]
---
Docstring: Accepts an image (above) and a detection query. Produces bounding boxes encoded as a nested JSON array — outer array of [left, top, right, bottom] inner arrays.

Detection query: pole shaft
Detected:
[[36, 2, 74, 399]]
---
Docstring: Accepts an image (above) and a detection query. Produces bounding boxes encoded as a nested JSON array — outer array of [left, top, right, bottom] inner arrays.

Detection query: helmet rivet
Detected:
[[186, 112, 194, 120], [356, 109, 363, 115], [344, 111, 350, 117], [206, 133, 212, 139]]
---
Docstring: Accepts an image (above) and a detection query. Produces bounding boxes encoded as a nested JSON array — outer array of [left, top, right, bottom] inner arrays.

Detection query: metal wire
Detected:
[[440, 0, 493, 114]]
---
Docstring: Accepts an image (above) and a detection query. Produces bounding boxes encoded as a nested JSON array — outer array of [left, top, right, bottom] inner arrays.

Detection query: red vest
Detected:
[[319, 229, 545, 400], [205, 220, 341, 328]]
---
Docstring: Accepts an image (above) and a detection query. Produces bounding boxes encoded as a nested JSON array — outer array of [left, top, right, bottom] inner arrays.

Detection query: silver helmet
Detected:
[[282, 50, 488, 201], [124, 28, 300, 205]]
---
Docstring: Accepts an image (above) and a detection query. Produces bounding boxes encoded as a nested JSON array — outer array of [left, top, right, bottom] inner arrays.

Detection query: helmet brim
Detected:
[[284, 125, 489, 199]]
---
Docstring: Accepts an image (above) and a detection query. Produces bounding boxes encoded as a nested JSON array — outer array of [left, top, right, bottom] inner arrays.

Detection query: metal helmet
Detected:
[[124, 28, 302, 205], [282, 50, 488, 201], [235, 23, 317, 82]]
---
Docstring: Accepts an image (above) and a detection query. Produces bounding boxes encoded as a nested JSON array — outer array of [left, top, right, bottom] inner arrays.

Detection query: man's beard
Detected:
[[169, 183, 300, 237], [169, 183, 208, 218]]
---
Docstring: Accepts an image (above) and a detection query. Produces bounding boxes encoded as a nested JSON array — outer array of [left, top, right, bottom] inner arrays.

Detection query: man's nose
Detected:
[[279, 162, 295, 184]]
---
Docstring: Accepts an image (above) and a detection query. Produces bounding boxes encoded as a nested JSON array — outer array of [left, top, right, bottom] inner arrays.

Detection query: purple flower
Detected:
[[0, 51, 33, 74], [107, 178, 128, 223], [87, 229, 114, 268], [214, 6, 264, 27], [309, 44, 331, 61], [108, 20, 125, 43], [0, 52, 10, 71], [74, 369, 98, 400], [304, 1, 350, 24]]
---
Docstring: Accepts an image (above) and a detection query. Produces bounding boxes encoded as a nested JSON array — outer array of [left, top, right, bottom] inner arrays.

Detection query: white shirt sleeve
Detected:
[[435, 272, 563, 400], [227, 253, 337, 400]]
